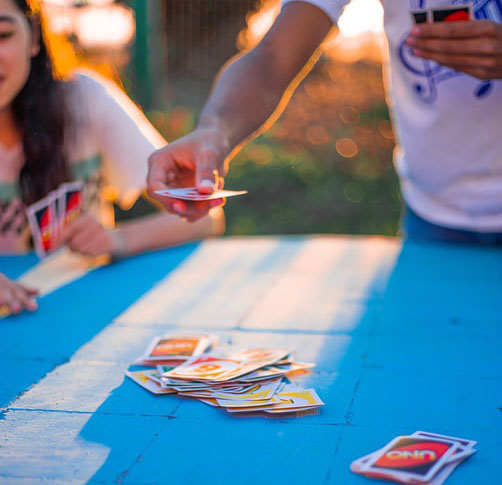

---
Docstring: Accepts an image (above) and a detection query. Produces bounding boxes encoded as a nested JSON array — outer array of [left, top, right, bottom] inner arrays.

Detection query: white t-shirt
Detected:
[[283, 0, 502, 232], [0, 71, 165, 251], [66, 70, 165, 214]]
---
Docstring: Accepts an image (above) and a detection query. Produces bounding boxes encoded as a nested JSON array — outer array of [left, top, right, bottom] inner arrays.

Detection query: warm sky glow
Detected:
[[338, 0, 384, 38], [240, 0, 384, 55]]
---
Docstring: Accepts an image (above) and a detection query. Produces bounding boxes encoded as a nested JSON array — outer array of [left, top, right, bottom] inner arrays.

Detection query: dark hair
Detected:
[[12, 0, 71, 204]]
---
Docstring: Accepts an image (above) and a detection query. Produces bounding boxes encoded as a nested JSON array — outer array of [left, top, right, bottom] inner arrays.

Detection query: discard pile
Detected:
[[126, 334, 324, 415], [351, 431, 476, 484]]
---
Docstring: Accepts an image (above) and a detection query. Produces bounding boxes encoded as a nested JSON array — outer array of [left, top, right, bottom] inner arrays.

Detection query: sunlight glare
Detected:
[[338, 0, 384, 38]]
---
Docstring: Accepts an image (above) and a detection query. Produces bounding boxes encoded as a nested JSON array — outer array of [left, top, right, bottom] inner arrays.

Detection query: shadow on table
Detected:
[[0, 243, 200, 409], [79, 239, 502, 484]]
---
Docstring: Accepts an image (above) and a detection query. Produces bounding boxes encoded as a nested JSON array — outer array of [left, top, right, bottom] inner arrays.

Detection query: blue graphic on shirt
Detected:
[[400, 0, 502, 103]]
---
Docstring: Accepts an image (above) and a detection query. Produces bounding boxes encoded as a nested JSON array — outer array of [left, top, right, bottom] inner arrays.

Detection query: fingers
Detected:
[[147, 148, 177, 197], [63, 215, 113, 256], [146, 129, 229, 219], [410, 19, 500, 40], [62, 214, 91, 242], [407, 36, 502, 56], [0, 274, 38, 314], [407, 20, 502, 79], [410, 49, 502, 79], [170, 199, 225, 222], [195, 149, 222, 194]]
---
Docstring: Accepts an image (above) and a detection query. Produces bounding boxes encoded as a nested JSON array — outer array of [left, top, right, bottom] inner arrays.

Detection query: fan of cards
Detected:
[[126, 333, 325, 415], [26, 181, 84, 258], [351, 431, 476, 484], [154, 187, 247, 201], [411, 3, 473, 24]]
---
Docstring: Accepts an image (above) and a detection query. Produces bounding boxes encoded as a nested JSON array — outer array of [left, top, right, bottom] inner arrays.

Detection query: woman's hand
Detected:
[[0, 199, 29, 253], [0, 273, 38, 314], [63, 214, 124, 258]]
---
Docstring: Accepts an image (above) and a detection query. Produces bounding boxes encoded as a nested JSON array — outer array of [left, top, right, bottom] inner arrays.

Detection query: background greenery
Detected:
[[123, 1, 402, 237]]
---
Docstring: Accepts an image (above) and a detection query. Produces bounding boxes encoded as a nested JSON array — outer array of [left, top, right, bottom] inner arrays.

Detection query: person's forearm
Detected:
[[115, 208, 224, 257], [197, 3, 333, 157]]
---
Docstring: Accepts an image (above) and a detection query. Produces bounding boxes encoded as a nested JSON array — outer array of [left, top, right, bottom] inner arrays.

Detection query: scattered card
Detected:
[[126, 370, 177, 395], [142, 334, 212, 361], [125, 339, 324, 418], [351, 431, 476, 484]]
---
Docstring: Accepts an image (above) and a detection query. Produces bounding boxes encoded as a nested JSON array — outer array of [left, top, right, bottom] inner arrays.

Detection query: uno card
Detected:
[[58, 181, 85, 229], [411, 431, 477, 463], [411, 9, 429, 24], [26, 193, 57, 257], [143, 334, 211, 361], [217, 396, 280, 409], [198, 398, 221, 407], [263, 387, 325, 412], [229, 348, 291, 365], [360, 436, 460, 483], [213, 377, 282, 401], [154, 187, 247, 201], [163, 355, 246, 381], [126, 370, 177, 395], [233, 367, 288, 382], [352, 431, 476, 483], [431, 4, 473, 22]]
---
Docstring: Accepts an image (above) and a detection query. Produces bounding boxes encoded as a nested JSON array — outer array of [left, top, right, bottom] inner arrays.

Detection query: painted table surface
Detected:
[[0, 236, 501, 485]]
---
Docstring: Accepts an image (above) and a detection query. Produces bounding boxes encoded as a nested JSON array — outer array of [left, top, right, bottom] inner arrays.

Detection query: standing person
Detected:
[[147, 0, 502, 242], [0, 0, 224, 314]]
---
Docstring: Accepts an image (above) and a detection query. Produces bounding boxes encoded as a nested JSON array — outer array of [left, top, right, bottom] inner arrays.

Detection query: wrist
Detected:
[[109, 229, 128, 260], [196, 117, 231, 154]]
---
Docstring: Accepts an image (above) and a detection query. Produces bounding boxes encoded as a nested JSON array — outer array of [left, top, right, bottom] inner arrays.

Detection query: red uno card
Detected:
[[164, 355, 244, 381], [26, 193, 57, 257], [432, 4, 473, 22], [58, 181, 85, 230], [361, 436, 459, 483], [144, 334, 211, 360]]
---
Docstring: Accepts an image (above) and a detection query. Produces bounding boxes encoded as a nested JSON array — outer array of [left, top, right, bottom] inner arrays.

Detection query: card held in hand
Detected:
[[154, 187, 247, 201]]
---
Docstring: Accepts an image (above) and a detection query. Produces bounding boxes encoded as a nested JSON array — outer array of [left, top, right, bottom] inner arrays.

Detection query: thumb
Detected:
[[195, 154, 220, 195]]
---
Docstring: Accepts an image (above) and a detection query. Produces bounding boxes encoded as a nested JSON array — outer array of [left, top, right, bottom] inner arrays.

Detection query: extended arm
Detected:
[[147, 2, 334, 220]]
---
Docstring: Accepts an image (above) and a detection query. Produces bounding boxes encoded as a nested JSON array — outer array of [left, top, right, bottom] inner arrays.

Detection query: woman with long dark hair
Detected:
[[0, 0, 224, 314]]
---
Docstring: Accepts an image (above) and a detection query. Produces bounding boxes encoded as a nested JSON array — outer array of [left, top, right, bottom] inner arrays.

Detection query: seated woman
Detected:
[[0, 0, 224, 314]]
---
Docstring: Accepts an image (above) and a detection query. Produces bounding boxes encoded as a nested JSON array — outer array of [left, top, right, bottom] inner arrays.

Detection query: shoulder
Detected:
[[64, 69, 125, 104]]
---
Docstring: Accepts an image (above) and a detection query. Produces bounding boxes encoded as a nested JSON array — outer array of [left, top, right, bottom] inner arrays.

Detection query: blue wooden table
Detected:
[[0, 236, 501, 484]]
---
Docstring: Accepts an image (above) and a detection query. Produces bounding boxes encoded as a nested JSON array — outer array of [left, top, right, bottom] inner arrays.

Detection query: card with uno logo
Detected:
[[432, 5, 472, 22], [361, 436, 459, 482]]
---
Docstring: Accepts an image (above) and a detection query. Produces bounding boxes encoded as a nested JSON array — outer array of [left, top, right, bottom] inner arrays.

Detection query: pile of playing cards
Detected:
[[411, 4, 473, 24], [154, 187, 247, 201], [26, 181, 84, 257], [351, 431, 476, 484], [126, 333, 325, 415]]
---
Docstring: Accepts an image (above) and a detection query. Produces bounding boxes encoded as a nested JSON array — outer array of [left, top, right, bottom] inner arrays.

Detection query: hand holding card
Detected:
[[0, 273, 38, 317], [26, 181, 85, 258], [147, 127, 231, 221], [154, 187, 247, 202], [406, 12, 502, 81]]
